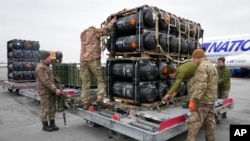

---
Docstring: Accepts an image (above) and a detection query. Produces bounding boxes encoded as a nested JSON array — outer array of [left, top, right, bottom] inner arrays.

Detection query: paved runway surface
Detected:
[[1, 67, 250, 141]]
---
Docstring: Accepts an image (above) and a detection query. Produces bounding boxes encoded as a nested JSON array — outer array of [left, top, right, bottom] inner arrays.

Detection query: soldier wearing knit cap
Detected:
[[162, 61, 197, 103], [185, 48, 218, 141], [39, 51, 51, 60], [192, 48, 205, 59], [167, 65, 176, 74], [80, 16, 117, 110], [35, 50, 62, 132]]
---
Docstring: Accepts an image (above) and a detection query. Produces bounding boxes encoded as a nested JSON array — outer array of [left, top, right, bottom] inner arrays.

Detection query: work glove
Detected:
[[189, 101, 196, 111]]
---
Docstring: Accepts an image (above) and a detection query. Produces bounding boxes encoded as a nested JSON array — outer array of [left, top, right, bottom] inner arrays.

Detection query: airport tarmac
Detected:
[[0, 67, 250, 141]]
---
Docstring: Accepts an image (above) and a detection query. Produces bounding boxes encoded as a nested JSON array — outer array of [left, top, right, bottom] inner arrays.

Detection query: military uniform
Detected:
[[167, 61, 197, 98], [217, 65, 231, 99], [80, 18, 116, 109], [186, 58, 218, 141], [35, 51, 59, 131]]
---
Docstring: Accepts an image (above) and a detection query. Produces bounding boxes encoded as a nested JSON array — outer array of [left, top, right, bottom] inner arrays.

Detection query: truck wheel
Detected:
[[8, 89, 13, 93]]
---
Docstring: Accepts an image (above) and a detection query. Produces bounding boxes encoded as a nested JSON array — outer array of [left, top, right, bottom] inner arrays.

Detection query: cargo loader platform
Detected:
[[15, 88, 234, 141], [65, 93, 234, 141]]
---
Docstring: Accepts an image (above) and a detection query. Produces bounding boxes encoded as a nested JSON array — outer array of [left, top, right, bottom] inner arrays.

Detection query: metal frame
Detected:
[[0, 80, 36, 94], [67, 98, 234, 141], [19, 89, 40, 102], [67, 107, 188, 141], [15, 88, 234, 141]]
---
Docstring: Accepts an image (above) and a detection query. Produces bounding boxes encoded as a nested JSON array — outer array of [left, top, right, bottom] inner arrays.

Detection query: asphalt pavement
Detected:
[[0, 67, 250, 141]]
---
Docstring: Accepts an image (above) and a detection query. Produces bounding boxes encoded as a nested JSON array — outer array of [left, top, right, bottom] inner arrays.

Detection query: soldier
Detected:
[[162, 61, 197, 105], [217, 57, 231, 99], [80, 16, 117, 110], [35, 51, 62, 132], [217, 57, 231, 118], [185, 49, 218, 141]]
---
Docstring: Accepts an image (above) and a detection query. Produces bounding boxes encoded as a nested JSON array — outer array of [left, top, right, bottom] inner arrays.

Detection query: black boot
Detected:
[[50, 120, 59, 131], [42, 121, 54, 132], [222, 112, 227, 119]]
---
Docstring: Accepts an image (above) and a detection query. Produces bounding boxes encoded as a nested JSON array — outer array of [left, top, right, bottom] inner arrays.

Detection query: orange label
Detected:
[[130, 18, 136, 25], [162, 67, 168, 74], [130, 41, 136, 48]]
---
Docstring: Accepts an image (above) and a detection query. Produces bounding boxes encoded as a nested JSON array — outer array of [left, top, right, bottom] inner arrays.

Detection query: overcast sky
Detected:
[[1, 0, 250, 63]]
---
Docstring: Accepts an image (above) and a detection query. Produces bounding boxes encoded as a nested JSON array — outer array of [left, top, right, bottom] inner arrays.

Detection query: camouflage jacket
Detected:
[[35, 62, 57, 95], [168, 61, 197, 95], [190, 58, 218, 104], [218, 65, 231, 91], [80, 21, 114, 62]]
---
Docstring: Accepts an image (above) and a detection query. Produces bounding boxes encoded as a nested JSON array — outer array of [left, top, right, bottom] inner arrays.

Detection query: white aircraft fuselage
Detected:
[[202, 33, 250, 76], [202, 33, 250, 63]]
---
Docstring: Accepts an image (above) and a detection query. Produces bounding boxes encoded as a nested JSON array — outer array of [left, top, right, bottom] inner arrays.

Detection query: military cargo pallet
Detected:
[[7, 58, 39, 62], [8, 79, 36, 83], [112, 95, 188, 110], [108, 51, 192, 62], [112, 96, 163, 109]]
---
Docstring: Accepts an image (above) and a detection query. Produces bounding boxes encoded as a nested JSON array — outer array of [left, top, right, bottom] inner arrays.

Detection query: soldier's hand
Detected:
[[162, 94, 171, 103], [162, 92, 177, 103], [171, 92, 177, 98], [55, 89, 62, 95], [111, 16, 117, 24]]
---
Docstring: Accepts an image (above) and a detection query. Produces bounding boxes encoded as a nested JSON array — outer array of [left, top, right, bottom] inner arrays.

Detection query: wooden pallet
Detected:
[[112, 96, 163, 109], [110, 95, 188, 110], [8, 79, 36, 83], [108, 51, 191, 61]]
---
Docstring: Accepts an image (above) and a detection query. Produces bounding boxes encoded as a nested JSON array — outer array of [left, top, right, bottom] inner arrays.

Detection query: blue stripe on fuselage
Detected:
[[202, 39, 250, 53]]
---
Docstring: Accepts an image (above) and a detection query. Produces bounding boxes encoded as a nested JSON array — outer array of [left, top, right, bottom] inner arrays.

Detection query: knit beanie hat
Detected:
[[40, 51, 50, 60], [192, 48, 205, 59], [167, 65, 176, 74], [88, 26, 96, 30]]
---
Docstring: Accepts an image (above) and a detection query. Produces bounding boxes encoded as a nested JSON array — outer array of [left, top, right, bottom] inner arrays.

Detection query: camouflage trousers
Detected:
[[185, 104, 216, 141], [217, 90, 229, 99], [40, 93, 56, 123], [80, 59, 105, 104]]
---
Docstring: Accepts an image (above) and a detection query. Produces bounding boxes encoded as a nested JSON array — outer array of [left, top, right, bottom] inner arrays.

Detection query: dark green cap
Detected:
[[167, 65, 176, 74], [88, 26, 96, 30], [40, 51, 50, 60]]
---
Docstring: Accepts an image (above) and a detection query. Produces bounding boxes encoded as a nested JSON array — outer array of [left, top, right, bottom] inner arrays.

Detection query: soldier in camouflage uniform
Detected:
[[35, 51, 62, 132], [185, 49, 218, 141], [162, 61, 197, 103], [80, 16, 117, 110], [217, 57, 231, 99], [217, 57, 231, 118]]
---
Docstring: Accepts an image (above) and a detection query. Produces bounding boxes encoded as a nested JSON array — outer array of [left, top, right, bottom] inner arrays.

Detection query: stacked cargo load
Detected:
[[101, 5, 204, 105], [7, 39, 40, 82], [7, 39, 63, 82]]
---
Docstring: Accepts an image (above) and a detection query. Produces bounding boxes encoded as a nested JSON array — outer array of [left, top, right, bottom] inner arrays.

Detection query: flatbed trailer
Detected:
[[67, 98, 234, 141], [17, 88, 234, 141], [0, 80, 36, 94]]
